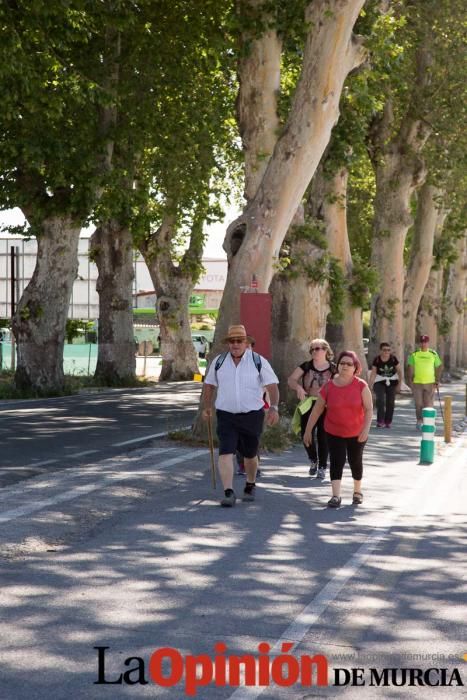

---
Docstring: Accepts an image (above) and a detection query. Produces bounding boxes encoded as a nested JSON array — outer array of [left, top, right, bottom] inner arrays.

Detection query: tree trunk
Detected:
[[12, 216, 81, 394], [442, 236, 466, 371], [327, 304, 366, 371], [459, 307, 467, 369], [215, 0, 366, 348], [156, 278, 199, 382], [402, 184, 447, 358], [138, 218, 199, 381], [271, 264, 329, 409], [270, 200, 328, 408], [368, 100, 431, 369], [368, 44, 434, 368], [90, 221, 136, 384], [237, 0, 282, 202], [324, 167, 367, 372], [417, 268, 442, 347], [369, 162, 413, 365]]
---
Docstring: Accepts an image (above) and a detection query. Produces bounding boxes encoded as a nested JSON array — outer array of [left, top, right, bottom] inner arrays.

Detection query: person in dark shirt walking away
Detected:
[[368, 342, 402, 428], [202, 325, 279, 507]]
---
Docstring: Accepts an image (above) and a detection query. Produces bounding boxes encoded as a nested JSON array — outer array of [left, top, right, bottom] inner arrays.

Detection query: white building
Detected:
[[0, 236, 227, 320]]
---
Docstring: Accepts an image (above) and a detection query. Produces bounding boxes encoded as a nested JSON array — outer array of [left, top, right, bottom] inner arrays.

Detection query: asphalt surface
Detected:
[[0, 383, 202, 488], [0, 381, 466, 699]]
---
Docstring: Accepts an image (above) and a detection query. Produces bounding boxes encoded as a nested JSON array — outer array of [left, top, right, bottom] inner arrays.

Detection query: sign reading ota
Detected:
[[196, 260, 227, 291]]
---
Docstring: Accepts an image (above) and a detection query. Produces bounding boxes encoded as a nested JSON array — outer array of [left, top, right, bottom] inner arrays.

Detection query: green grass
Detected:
[[168, 427, 211, 447], [260, 418, 298, 452]]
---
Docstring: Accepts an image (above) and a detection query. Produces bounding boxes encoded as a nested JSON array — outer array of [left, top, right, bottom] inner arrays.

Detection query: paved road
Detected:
[[0, 383, 465, 699], [0, 383, 202, 488]]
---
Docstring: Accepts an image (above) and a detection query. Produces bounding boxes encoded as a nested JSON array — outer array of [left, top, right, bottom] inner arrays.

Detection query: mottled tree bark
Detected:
[[442, 236, 466, 371], [12, 217, 81, 394], [236, 0, 282, 203], [90, 221, 136, 384], [324, 167, 367, 373], [459, 308, 467, 369], [368, 75, 432, 369], [270, 201, 330, 406], [417, 268, 443, 348], [403, 184, 447, 358], [138, 216, 199, 381], [271, 267, 330, 408]]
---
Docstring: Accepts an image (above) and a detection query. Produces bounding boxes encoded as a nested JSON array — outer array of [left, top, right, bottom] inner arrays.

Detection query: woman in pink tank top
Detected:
[[303, 350, 373, 508]]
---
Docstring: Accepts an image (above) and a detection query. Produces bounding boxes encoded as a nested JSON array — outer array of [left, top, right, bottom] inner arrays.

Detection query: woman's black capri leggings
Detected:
[[326, 433, 367, 481]]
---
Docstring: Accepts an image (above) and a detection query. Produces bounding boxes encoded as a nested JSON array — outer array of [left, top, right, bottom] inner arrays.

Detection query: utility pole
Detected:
[[10, 246, 19, 371]]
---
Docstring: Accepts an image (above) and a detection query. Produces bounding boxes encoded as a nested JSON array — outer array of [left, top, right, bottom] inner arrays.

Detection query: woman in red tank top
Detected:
[[303, 350, 373, 508]]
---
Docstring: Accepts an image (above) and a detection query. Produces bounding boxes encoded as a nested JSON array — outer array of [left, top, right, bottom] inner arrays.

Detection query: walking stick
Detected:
[[207, 415, 217, 489], [436, 384, 444, 422]]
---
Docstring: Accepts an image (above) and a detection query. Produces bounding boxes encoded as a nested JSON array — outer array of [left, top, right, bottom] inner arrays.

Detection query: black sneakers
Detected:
[[242, 482, 256, 502], [220, 484, 256, 505], [221, 489, 236, 507], [309, 461, 318, 476]]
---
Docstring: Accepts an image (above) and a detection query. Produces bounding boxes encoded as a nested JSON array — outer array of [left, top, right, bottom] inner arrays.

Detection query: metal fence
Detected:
[[1, 342, 98, 375], [0, 342, 207, 378]]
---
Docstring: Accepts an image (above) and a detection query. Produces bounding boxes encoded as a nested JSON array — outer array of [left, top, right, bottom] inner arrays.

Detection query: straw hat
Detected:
[[222, 324, 253, 343]]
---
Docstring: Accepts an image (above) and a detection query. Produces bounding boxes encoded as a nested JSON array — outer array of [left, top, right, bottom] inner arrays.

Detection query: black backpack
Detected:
[[214, 350, 262, 382]]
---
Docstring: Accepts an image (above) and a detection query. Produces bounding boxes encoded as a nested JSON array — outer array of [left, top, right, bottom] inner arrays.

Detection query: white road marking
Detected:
[[0, 466, 52, 471], [25, 459, 58, 468], [0, 448, 208, 524], [114, 426, 191, 446], [0, 407, 63, 414], [228, 436, 466, 699], [1, 428, 189, 474], [68, 450, 98, 458]]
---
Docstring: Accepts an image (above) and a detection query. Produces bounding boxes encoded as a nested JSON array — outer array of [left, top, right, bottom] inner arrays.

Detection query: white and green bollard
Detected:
[[419, 407, 436, 464]]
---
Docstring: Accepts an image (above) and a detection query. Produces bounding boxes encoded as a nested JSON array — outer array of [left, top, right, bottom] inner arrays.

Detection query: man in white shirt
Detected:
[[203, 324, 279, 507]]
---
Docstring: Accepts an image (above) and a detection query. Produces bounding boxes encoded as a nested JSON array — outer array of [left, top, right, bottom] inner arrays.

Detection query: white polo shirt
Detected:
[[205, 349, 278, 414]]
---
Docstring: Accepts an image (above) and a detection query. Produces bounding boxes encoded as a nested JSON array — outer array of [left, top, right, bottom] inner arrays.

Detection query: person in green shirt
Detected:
[[407, 334, 442, 430]]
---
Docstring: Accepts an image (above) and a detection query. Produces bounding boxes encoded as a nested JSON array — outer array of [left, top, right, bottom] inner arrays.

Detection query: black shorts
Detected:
[[216, 409, 265, 457]]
